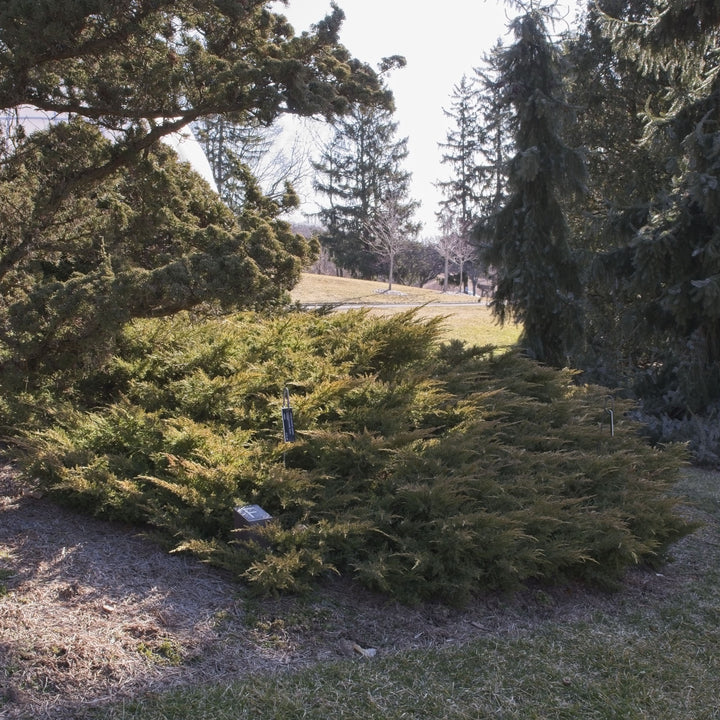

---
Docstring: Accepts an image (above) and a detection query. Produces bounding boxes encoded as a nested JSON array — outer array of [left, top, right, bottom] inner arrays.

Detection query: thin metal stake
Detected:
[[604, 395, 615, 437]]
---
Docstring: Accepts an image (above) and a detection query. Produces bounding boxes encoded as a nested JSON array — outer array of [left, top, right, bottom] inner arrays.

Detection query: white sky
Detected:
[[278, 0, 515, 236]]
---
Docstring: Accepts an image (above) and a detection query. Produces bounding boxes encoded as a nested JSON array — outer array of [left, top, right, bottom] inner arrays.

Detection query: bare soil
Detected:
[[0, 462, 709, 720]]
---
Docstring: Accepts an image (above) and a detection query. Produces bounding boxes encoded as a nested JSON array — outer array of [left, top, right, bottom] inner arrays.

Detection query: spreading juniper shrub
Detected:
[[20, 310, 694, 604]]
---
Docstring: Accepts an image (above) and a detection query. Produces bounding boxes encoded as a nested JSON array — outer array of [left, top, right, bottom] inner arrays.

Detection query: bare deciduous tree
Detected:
[[364, 202, 410, 291], [434, 216, 476, 293], [196, 116, 315, 212]]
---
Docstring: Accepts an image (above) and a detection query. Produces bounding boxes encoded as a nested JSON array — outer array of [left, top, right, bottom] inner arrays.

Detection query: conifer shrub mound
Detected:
[[22, 310, 693, 604]]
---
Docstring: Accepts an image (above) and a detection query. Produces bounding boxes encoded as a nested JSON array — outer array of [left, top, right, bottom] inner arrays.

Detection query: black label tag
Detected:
[[282, 406, 295, 442]]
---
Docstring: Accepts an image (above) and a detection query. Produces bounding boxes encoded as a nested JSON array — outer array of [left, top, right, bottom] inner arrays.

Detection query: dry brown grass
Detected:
[[366, 304, 521, 347], [1, 460, 712, 719], [0, 464, 277, 717], [290, 273, 481, 306], [0, 464, 523, 718]]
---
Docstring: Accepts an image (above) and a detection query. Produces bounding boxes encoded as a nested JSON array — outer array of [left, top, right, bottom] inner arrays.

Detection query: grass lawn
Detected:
[[93, 473, 720, 718], [290, 273, 482, 305], [291, 272, 521, 349]]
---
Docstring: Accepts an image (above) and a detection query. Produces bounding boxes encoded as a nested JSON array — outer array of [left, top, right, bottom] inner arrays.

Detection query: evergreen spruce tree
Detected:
[[471, 43, 514, 288], [561, 0, 670, 387], [474, 43, 513, 222], [478, 5, 586, 367], [436, 74, 487, 292], [436, 74, 483, 227], [313, 104, 418, 278], [602, 0, 720, 415]]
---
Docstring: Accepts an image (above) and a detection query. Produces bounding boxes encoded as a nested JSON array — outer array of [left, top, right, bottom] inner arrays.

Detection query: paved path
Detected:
[[300, 301, 491, 310]]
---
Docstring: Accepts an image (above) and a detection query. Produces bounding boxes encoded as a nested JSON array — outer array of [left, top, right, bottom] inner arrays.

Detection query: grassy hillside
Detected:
[[290, 274, 480, 305], [291, 273, 521, 348]]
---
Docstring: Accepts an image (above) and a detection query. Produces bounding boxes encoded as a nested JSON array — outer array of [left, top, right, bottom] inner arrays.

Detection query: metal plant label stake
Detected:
[[282, 387, 295, 443]]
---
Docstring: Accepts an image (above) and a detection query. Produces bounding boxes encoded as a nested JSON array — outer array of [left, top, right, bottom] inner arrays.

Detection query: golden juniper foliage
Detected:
[[22, 310, 693, 604]]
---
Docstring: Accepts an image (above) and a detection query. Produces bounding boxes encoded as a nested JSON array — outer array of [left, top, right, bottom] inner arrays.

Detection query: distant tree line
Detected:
[[308, 95, 491, 293]]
